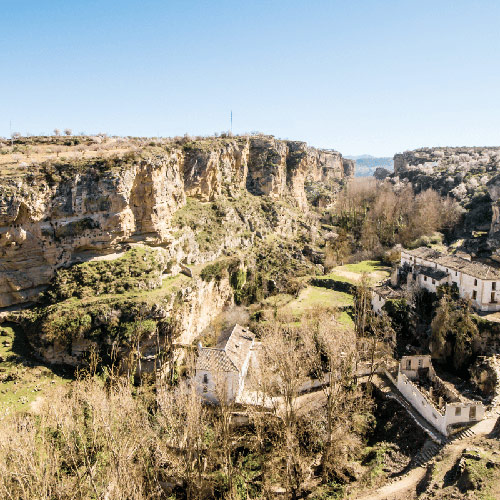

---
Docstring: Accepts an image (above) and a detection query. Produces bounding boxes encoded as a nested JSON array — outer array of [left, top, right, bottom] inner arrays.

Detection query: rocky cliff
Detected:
[[392, 147, 500, 256], [0, 135, 353, 308]]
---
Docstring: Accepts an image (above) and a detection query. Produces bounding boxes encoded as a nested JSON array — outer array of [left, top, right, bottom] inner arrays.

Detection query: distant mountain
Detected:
[[345, 155, 394, 177]]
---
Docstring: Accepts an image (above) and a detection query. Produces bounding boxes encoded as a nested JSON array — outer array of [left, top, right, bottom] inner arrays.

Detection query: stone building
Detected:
[[396, 355, 485, 436], [194, 324, 256, 403], [371, 285, 404, 314], [401, 247, 500, 311]]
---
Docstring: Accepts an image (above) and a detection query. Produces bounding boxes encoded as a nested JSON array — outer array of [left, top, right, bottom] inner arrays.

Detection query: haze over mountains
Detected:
[[345, 155, 394, 177]]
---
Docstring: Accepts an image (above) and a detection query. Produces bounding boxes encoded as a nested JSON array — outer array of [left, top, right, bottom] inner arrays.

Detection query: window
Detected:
[[455, 407, 461, 416], [418, 358, 423, 367], [491, 292, 496, 304], [493, 282, 497, 291], [406, 360, 411, 370], [473, 290, 477, 300], [456, 271, 458, 276], [203, 374, 208, 384], [474, 279, 478, 286], [432, 279, 435, 285], [424, 276, 427, 282]]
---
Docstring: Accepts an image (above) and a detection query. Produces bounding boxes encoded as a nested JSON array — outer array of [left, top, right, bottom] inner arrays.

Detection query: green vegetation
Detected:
[[46, 247, 165, 302], [172, 196, 258, 253], [0, 324, 72, 413], [24, 271, 188, 351], [343, 260, 387, 273], [431, 292, 479, 372], [324, 260, 391, 285], [283, 286, 353, 319]]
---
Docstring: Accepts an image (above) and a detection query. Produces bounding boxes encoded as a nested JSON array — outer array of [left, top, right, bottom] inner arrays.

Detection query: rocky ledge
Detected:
[[0, 135, 353, 307]]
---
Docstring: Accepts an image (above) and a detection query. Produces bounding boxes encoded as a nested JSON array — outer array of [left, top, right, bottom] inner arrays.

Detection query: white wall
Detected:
[[397, 371, 486, 435], [444, 402, 485, 426], [371, 292, 386, 314], [397, 372, 447, 435], [195, 368, 239, 403], [400, 252, 500, 312], [400, 355, 434, 380]]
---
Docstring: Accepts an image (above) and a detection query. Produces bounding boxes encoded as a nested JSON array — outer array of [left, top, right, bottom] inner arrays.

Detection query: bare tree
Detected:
[[258, 320, 309, 499], [158, 372, 207, 500], [64, 128, 72, 136], [302, 309, 362, 481], [54, 128, 60, 136], [213, 369, 236, 499]]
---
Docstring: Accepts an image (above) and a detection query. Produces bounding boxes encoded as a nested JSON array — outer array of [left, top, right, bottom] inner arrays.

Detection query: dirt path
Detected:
[[354, 416, 497, 500], [355, 467, 426, 500]]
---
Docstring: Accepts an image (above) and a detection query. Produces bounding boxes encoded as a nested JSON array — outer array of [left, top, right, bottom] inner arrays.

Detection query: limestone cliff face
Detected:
[[391, 147, 500, 255], [35, 275, 234, 366], [0, 136, 352, 307]]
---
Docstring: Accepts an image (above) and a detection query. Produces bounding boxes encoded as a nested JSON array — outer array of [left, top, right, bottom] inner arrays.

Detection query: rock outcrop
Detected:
[[391, 147, 500, 256], [0, 135, 352, 307]]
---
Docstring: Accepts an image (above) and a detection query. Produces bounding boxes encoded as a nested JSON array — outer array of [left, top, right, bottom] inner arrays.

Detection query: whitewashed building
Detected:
[[401, 247, 500, 311], [371, 285, 404, 314], [396, 355, 485, 436], [195, 325, 255, 403]]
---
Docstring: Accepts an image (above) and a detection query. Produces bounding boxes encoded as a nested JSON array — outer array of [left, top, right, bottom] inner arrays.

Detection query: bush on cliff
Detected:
[[46, 247, 163, 302]]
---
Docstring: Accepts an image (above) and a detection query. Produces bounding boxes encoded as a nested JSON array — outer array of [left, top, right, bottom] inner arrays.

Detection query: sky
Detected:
[[1, 0, 499, 156]]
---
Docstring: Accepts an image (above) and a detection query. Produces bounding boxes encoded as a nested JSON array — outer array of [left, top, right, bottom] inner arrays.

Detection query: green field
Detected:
[[283, 286, 353, 317], [324, 260, 391, 285], [0, 323, 73, 414]]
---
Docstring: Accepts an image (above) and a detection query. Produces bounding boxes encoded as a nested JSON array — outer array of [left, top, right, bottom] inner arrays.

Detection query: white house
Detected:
[[401, 247, 500, 311], [371, 285, 404, 314], [396, 355, 485, 436], [195, 325, 255, 403]]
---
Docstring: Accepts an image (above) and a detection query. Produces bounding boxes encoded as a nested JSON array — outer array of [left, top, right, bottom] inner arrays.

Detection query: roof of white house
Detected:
[[403, 247, 500, 280], [418, 266, 448, 281], [196, 325, 255, 373], [373, 285, 404, 299]]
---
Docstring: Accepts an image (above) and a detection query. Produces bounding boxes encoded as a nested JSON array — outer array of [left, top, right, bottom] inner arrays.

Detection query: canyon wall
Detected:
[[392, 147, 500, 256], [0, 136, 352, 307]]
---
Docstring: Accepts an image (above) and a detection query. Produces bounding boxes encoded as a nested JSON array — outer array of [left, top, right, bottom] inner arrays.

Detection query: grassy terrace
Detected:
[[322, 260, 391, 285], [43, 272, 189, 315], [0, 324, 72, 414], [259, 285, 354, 327]]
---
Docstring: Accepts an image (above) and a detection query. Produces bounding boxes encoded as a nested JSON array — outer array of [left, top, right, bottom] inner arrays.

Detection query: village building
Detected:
[[399, 247, 500, 312], [371, 285, 404, 314], [194, 324, 256, 403], [396, 355, 485, 436]]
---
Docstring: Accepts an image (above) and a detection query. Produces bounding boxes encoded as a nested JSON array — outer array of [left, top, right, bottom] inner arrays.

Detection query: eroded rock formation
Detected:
[[0, 135, 352, 307], [391, 147, 500, 256]]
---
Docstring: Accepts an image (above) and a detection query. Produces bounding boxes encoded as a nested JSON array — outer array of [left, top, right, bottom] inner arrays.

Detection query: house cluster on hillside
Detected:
[[372, 246, 500, 313]]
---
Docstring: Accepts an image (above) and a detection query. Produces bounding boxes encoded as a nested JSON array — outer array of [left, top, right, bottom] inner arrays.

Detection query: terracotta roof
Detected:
[[196, 348, 238, 372], [196, 324, 255, 373], [404, 247, 500, 280]]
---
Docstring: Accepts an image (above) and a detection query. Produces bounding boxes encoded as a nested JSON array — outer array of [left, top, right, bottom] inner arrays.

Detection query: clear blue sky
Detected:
[[1, 0, 499, 156]]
